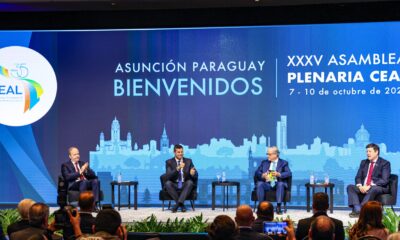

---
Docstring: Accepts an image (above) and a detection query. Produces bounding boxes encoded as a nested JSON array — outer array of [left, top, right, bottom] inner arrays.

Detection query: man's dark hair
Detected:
[[310, 216, 335, 240], [95, 209, 122, 234], [78, 191, 95, 212], [256, 201, 274, 221], [366, 143, 380, 155], [173, 144, 183, 152], [207, 215, 238, 240], [312, 192, 329, 212], [29, 203, 49, 228]]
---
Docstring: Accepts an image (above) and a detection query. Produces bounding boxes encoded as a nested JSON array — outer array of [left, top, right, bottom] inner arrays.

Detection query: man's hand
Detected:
[[178, 161, 185, 170], [358, 185, 371, 194], [284, 219, 295, 240], [67, 209, 82, 238], [80, 162, 88, 173], [271, 171, 281, 177], [48, 219, 57, 232], [190, 167, 196, 176], [262, 172, 270, 181]]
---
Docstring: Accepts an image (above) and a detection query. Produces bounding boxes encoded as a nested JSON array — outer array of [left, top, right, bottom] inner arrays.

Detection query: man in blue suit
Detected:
[[61, 147, 100, 204], [347, 143, 391, 217], [255, 146, 292, 215]]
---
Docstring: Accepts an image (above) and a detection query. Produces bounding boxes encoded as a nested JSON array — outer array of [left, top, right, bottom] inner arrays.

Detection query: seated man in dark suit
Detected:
[[296, 192, 344, 240], [347, 143, 391, 217], [10, 203, 56, 240], [7, 198, 36, 237], [235, 205, 271, 240], [252, 201, 274, 233], [165, 144, 198, 213], [255, 146, 292, 214], [61, 147, 99, 204]]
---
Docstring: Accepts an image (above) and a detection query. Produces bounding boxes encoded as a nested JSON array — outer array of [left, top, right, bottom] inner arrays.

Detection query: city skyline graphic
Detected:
[[89, 115, 400, 206]]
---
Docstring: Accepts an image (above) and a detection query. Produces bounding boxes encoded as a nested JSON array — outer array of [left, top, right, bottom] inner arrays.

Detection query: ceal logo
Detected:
[[0, 46, 57, 126]]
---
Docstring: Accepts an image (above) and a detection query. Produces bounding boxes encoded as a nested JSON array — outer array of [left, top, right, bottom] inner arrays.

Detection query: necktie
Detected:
[[366, 161, 375, 186], [178, 161, 183, 189], [75, 162, 84, 180], [270, 162, 276, 187]]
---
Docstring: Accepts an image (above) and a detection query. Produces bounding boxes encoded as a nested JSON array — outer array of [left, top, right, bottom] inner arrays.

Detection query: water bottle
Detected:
[[221, 171, 226, 182], [310, 172, 315, 184], [324, 174, 330, 184], [117, 172, 122, 183]]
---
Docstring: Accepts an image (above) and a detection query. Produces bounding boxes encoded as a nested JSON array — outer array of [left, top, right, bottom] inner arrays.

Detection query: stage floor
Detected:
[[60, 207, 359, 226]]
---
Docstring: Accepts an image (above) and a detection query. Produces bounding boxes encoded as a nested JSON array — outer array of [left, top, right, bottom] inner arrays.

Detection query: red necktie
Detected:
[[366, 162, 375, 186], [75, 162, 84, 180]]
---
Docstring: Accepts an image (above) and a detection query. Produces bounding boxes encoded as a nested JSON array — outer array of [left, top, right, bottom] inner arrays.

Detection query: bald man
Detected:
[[308, 215, 335, 240], [7, 199, 36, 236], [235, 205, 270, 240], [255, 146, 292, 214]]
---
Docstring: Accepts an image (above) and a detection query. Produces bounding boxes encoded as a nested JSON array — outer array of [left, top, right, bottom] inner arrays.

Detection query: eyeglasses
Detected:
[[267, 153, 277, 156]]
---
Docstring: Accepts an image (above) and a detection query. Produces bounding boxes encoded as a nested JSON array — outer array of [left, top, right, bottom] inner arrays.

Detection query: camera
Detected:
[[54, 205, 77, 229]]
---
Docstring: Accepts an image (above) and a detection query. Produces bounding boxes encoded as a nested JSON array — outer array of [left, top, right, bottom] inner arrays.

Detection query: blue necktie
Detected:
[[178, 160, 183, 189]]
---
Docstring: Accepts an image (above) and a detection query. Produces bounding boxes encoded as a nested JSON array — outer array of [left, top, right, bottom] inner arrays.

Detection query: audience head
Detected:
[[309, 215, 335, 240], [235, 205, 255, 227], [17, 198, 35, 219], [207, 215, 238, 240], [94, 209, 122, 235], [29, 203, 50, 228], [79, 191, 95, 212], [359, 201, 384, 228], [312, 192, 329, 213], [256, 201, 274, 221]]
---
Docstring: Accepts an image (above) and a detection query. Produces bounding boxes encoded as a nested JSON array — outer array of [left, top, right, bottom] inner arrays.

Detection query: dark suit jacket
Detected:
[[80, 212, 96, 234], [295, 211, 344, 240], [255, 159, 292, 183], [10, 226, 53, 240], [165, 157, 198, 183], [238, 227, 271, 240], [252, 217, 273, 233], [355, 157, 391, 189], [7, 219, 30, 237], [61, 160, 97, 189]]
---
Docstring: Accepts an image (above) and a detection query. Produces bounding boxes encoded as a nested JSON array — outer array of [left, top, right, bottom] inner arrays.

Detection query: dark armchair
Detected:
[[159, 173, 197, 211], [376, 174, 398, 210], [251, 175, 292, 212], [57, 175, 103, 207]]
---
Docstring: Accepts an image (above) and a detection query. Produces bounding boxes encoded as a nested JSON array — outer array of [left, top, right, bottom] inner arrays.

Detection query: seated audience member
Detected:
[[308, 215, 335, 240], [207, 215, 238, 240], [10, 203, 56, 240], [235, 205, 271, 240], [68, 208, 127, 240], [349, 201, 389, 240], [78, 191, 96, 234], [7, 198, 36, 236], [388, 233, 400, 240], [296, 192, 344, 240], [252, 201, 275, 233]]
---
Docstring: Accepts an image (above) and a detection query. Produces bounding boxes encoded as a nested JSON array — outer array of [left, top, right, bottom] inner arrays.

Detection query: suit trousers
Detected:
[[165, 180, 194, 204], [69, 179, 99, 202], [257, 181, 287, 204], [347, 184, 386, 208]]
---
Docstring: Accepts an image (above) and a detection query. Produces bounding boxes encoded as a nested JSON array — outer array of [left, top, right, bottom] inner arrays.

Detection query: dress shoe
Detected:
[[276, 206, 283, 215], [349, 211, 359, 218], [181, 204, 187, 212], [171, 204, 179, 213]]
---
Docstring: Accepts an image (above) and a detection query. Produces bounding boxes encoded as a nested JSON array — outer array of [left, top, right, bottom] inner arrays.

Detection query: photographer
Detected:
[[68, 208, 127, 240]]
